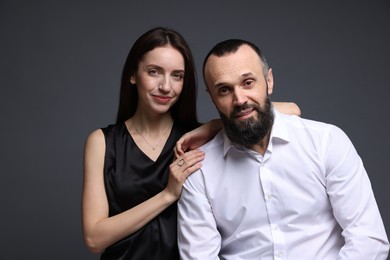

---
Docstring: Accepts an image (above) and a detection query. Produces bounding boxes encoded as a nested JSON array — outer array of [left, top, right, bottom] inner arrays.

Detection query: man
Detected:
[[177, 39, 389, 259]]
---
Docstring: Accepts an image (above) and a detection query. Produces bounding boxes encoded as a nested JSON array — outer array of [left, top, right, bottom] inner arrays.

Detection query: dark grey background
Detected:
[[1, 1, 389, 259]]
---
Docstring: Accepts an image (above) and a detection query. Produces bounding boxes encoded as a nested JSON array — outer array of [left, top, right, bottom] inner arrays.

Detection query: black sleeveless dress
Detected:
[[100, 122, 186, 260]]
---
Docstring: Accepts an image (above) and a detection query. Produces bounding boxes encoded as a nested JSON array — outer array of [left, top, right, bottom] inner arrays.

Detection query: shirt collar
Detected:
[[222, 106, 291, 156]]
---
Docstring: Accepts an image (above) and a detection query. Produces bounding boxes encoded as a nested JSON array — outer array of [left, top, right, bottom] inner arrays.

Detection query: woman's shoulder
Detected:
[[100, 123, 120, 134], [85, 128, 106, 148], [85, 122, 120, 146]]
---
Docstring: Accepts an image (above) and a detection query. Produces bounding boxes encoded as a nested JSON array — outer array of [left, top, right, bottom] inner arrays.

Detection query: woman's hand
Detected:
[[175, 119, 222, 157], [163, 149, 205, 201]]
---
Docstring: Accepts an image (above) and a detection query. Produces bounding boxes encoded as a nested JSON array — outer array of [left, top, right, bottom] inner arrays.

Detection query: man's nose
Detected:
[[233, 88, 248, 106]]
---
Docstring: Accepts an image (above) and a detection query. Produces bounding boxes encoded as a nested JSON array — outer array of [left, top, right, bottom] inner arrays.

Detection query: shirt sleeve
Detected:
[[177, 169, 221, 260], [325, 125, 389, 259]]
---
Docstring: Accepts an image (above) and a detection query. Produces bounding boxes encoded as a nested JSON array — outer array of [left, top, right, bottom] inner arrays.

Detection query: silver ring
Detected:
[[177, 159, 185, 167]]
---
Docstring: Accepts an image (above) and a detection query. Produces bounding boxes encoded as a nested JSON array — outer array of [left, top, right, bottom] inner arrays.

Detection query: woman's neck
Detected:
[[125, 112, 174, 160], [128, 112, 173, 137]]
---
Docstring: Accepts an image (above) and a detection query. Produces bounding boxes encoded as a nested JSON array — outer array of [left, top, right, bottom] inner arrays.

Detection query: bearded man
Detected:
[[177, 39, 389, 260]]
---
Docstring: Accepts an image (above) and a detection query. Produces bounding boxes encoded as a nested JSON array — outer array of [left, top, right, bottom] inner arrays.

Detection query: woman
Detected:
[[82, 27, 300, 259]]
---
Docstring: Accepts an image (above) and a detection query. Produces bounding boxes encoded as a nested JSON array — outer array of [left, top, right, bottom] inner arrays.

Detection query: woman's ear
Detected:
[[130, 75, 136, 85]]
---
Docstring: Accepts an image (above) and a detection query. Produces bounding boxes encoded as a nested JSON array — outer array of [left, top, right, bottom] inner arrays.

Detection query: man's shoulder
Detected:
[[200, 130, 225, 151], [276, 113, 349, 147], [279, 113, 336, 133], [195, 130, 227, 170]]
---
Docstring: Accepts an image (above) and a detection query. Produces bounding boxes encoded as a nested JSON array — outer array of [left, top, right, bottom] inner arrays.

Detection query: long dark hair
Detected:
[[116, 27, 199, 131]]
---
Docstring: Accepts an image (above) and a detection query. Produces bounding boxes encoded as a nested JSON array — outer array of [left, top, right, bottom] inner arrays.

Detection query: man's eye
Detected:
[[243, 80, 254, 87], [218, 87, 230, 95]]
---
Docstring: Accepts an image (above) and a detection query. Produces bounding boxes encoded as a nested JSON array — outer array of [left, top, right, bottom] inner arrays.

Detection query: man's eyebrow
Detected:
[[214, 82, 227, 89], [241, 72, 255, 78], [213, 72, 256, 89]]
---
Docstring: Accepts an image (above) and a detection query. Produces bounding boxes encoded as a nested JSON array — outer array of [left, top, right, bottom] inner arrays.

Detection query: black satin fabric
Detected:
[[100, 122, 186, 260]]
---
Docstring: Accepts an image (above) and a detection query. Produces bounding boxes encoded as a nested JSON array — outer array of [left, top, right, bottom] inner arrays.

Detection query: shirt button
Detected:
[[272, 225, 278, 231], [275, 251, 284, 257], [266, 194, 272, 200]]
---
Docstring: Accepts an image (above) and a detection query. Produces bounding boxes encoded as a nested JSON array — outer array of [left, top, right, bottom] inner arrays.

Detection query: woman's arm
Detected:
[[273, 101, 301, 117], [175, 102, 301, 156], [82, 129, 204, 254]]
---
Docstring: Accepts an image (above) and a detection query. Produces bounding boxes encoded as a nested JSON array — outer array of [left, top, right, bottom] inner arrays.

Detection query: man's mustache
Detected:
[[231, 103, 260, 118]]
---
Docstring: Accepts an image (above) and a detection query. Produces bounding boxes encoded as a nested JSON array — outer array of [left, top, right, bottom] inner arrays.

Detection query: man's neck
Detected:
[[248, 131, 271, 155]]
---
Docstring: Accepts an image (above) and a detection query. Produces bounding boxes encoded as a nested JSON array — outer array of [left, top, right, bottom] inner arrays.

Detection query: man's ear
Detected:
[[267, 68, 274, 95]]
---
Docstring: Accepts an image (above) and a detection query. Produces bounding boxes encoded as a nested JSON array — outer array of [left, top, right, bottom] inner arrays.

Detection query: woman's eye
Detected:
[[172, 73, 184, 81], [148, 69, 159, 75]]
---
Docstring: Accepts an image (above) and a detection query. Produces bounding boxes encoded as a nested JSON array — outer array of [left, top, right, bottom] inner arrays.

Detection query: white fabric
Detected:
[[178, 109, 389, 260]]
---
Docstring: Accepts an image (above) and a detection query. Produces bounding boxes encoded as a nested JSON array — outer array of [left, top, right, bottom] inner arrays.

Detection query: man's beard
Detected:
[[219, 97, 274, 147]]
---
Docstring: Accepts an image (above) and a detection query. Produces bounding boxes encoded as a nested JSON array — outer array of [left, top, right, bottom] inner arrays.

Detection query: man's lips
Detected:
[[234, 108, 254, 120]]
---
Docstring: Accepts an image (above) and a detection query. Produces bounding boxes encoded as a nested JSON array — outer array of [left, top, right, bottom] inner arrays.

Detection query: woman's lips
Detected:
[[153, 95, 171, 104]]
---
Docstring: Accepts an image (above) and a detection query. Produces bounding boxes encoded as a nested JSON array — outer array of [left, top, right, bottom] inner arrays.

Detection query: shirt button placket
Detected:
[[275, 250, 284, 259], [260, 165, 286, 260]]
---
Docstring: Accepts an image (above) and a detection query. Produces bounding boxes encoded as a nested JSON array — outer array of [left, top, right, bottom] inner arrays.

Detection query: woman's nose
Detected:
[[158, 76, 171, 92]]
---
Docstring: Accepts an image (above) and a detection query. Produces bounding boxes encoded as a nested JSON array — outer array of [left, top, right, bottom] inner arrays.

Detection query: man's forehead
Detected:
[[205, 46, 262, 78], [207, 45, 261, 67]]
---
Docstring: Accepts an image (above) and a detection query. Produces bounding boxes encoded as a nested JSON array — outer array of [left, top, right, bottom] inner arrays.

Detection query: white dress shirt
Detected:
[[177, 109, 389, 260]]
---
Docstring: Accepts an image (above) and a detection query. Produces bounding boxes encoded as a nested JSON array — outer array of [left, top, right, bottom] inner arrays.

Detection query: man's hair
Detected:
[[202, 39, 270, 82]]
